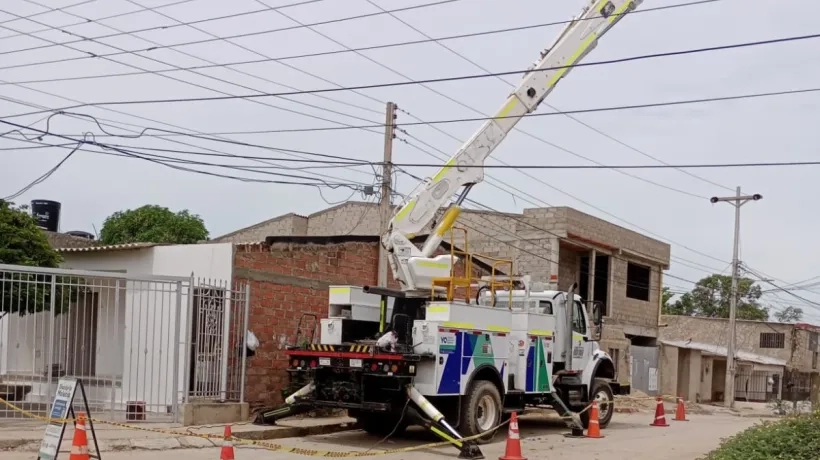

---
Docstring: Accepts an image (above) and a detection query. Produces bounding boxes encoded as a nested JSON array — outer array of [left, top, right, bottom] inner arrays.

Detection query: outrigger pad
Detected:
[[458, 442, 485, 460], [253, 402, 313, 425]]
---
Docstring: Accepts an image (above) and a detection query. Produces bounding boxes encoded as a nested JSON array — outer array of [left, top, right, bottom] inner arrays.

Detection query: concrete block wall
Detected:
[[213, 213, 308, 243], [660, 315, 805, 369]]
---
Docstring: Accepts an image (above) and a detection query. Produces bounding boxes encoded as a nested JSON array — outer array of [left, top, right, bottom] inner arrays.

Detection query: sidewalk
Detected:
[[0, 415, 357, 452]]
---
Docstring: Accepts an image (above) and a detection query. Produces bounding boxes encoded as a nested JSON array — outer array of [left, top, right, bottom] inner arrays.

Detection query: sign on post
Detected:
[[37, 378, 101, 460]]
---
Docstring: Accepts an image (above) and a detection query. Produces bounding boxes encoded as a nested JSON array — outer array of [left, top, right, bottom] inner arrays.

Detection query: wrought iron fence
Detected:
[[184, 278, 250, 403], [0, 264, 250, 423]]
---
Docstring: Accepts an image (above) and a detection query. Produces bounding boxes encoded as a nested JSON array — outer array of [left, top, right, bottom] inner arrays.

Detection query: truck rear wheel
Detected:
[[459, 380, 502, 444]]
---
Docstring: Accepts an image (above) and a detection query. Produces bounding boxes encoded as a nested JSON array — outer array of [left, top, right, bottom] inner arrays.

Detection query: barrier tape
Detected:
[[0, 394, 680, 457]]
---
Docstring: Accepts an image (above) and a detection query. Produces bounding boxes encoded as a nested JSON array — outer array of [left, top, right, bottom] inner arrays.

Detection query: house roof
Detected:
[[660, 339, 787, 367], [44, 231, 100, 249], [55, 242, 159, 253]]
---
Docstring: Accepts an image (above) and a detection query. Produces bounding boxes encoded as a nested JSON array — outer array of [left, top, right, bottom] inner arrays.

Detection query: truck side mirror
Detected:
[[591, 302, 604, 340]]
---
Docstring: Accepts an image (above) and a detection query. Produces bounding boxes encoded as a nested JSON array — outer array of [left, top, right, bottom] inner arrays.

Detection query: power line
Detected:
[[0, 97, 378, 189], [11, 136, 820, 170], [9, 84, 820, 129], [0, 6, 385, 132], [364, 0, 733, 195], [0, 0, 196, 41], [0, 126, 372, 192], [2, 142, 81, 201], [393, 167, 699, 286], [0, 0, 97, 28], [0, 0, 458, 61], [0, 0, 719, 83]]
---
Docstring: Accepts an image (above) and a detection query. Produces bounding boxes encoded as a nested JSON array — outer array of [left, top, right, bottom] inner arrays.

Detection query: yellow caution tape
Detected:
[[0, 394, 679, 456]]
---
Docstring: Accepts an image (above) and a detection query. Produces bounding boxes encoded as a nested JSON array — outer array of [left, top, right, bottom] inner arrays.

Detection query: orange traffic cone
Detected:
[[674, 395, 689, 421], [69, 412, 90, 460], [499, 412, 526, 460], [650, 396, 669, 427], [220, 425, 235, 460], [585, 400, 605, 438]]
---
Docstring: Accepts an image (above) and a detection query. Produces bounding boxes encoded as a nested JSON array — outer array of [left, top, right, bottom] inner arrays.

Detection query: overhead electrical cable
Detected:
[[0, 0, 459, 59], [364, 0, 733, 195]]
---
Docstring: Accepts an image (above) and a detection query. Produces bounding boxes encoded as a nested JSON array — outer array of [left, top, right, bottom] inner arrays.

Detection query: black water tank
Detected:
[[66, 230, 94, 240], [30, 200, 61, 232]]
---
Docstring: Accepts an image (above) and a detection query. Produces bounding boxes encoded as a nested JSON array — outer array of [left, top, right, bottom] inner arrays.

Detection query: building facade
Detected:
[[659, 315, 820, 404], [218, 202, 671, 401]]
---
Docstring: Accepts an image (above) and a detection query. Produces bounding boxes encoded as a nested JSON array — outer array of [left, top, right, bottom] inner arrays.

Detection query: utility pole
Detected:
[[377, 102, 397, 287], [709, 187, 762, 408]]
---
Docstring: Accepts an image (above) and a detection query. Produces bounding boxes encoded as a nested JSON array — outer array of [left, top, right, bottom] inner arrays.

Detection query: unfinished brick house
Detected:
[[659, 315, 820, 405], [217, 202, 672, 405]]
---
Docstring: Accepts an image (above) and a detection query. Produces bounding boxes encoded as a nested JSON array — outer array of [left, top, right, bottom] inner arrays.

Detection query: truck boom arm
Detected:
[[383, 0, 641, 293]]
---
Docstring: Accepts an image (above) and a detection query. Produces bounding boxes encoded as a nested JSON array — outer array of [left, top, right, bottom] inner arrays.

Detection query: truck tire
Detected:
[[357, 413, 408, 438], [459, 380, 503, 444], [580, 378, 615, 429]]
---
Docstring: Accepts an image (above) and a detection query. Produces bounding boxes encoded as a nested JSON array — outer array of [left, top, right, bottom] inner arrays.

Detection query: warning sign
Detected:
[[37, 378, 101, 460]]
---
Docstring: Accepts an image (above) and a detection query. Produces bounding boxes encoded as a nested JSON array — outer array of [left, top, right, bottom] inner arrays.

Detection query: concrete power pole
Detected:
[[377, 102, 397, 287], [709, 186, 762, 408]]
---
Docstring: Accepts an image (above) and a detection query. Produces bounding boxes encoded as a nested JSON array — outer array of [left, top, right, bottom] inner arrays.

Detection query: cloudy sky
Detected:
[[1, 0, 819, 320]]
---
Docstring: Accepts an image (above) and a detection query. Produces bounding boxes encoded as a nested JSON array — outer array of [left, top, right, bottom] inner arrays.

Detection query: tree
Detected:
[[0, 200, 72, 316], [774, 306, 803, 323], [100, 205, 208, 245], [661, 286, 676, 314], [664, 274, 769, 321]]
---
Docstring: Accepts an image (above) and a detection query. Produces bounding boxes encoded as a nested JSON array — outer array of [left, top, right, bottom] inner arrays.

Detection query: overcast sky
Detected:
[[1, 0, 819, 321]]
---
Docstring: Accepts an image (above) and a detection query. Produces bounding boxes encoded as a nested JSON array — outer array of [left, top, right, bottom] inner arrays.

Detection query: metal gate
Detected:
[[0, 264, 250, 423], [630, 345, 660, 396]]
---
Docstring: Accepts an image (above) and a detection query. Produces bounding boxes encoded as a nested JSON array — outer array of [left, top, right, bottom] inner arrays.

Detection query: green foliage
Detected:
[[702, 411, 820, 460], [663, 274, 768, 321], [661, 286, 675, 312], [0, 200, 74, 316], [99, 205, 209, 245], [774, 306, 803, 323], [0, 200, 61, 267]]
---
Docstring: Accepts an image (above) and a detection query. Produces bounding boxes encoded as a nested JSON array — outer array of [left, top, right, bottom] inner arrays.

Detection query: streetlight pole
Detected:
[[709, 187, 762, 408]]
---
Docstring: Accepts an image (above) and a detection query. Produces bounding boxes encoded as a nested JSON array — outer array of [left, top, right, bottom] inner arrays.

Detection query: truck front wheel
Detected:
[[459, 380, 503, 444], [583, 378, 615, 429]]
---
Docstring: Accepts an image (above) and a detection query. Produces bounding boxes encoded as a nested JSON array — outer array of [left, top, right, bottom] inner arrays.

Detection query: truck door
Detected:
[[569, 299, 593, 372]]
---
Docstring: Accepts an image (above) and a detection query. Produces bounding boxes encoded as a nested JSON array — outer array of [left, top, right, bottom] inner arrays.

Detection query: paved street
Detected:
[[3, 412, 761, 460]]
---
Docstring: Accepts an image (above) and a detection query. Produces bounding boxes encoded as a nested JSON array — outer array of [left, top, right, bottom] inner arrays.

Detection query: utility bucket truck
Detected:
[[254, 1, 640, 457]]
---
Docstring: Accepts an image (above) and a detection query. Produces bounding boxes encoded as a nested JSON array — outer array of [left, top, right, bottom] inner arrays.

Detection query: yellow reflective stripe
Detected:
[[432, 158, 456, 183], [496, 98, 518, 119], [442, 322, 474, 330], [546, 32, 597, 88], [487, 325, 511, 333], [429, 426, 462, 448], [427, 306, 449, 313], [394, 200, 415, 222], [417, 261, 448, 268], [329, 287, 349, 294], [529, 329, 553, 336]]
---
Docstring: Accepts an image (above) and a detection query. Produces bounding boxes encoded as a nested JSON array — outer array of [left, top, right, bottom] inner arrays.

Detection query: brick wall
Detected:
[[234, 239, 492, 408]]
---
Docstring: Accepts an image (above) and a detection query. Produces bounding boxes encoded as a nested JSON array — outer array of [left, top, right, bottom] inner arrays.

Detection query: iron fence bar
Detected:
[[239, 283, 250, 403]]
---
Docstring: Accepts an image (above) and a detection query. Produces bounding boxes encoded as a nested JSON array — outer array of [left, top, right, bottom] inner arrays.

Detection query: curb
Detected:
[[1, 420, 359, 452]]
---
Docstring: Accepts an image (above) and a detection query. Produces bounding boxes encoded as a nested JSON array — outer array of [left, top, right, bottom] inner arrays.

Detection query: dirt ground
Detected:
[[4, 411, 762, 460]]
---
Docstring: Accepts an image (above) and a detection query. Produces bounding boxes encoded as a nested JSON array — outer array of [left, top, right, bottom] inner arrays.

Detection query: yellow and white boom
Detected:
[[383, 0, 641, 293]]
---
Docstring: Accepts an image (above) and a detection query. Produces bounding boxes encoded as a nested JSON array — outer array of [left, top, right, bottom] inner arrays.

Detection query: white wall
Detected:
[[0, 243, 234, 414]]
